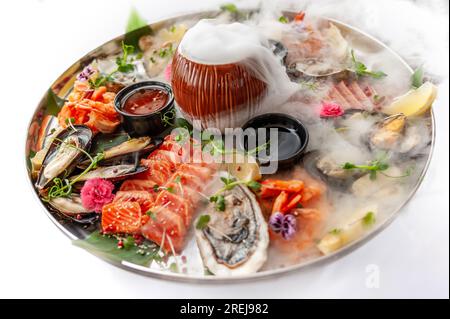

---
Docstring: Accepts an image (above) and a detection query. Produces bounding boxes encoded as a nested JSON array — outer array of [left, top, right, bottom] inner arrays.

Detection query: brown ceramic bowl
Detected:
[[171, 49, 267, 130]]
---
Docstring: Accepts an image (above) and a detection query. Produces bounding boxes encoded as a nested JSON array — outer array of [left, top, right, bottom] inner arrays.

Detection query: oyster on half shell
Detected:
[[195, 178, 269, 276]]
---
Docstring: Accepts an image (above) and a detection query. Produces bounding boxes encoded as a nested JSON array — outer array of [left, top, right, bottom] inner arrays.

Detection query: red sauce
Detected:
[[123, 88, 169, 115]]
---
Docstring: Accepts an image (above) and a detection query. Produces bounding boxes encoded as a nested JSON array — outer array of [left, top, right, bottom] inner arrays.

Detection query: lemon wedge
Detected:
[[382, 81, 437, 117], [221, 153, 262, 181]]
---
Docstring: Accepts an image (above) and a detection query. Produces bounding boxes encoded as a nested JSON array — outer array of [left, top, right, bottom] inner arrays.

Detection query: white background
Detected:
[[0, 0, 448, 298]]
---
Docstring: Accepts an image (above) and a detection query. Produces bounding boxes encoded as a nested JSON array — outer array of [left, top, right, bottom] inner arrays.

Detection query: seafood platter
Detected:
[[25, 8, 437, 282]]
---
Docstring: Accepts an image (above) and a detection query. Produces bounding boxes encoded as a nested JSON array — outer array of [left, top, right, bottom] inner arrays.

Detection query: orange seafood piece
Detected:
[[101, 201, 142, 234], [113, 190, 155, 213], [57, 82, 120, 133], [120, 179, 157, 192], [141, 206, 187, 253], [155, 191, 194, 226]]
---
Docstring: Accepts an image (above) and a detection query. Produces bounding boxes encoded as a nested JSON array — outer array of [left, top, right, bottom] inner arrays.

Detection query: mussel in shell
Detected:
[[195, 175, 269, 275], [369, 113, 406, 150], [36, 126, 93, 189], [368, 113, 424, 154], [70, 164, 147, 183], [78, 136, 162, 168], [48, 194, 91, 215], [302, 151, 366, 190]]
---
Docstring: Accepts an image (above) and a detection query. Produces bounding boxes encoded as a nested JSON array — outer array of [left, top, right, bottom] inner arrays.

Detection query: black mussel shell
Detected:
[[36, 125, 93, 189]]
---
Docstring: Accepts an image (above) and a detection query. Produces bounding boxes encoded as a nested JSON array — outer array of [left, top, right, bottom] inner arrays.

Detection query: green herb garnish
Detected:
[[169, 262, 179, 273], [362, 212, 376, 226], [299, 79, 319, 91], [247, 180, 262, 192], [45, 138, 105, 200], [342, 157, 412, 180], [329, 228, 342, 235], [196, 215, 211, 230], [158, 43, 174, 58], [210, 195, 226, 212], [208, 177, 261, 211], [411, 66, 424, 89], [342, 159, 389, 181], [146, 210, 157, 221], [116, 41, 135, 73], [160, 108, 176, 127], [278, 16, 289, 23], [89, 42, 136, 88], [350, 49, 387, 79], [220, 3, 238, 13], [123, 236, 135, 250]]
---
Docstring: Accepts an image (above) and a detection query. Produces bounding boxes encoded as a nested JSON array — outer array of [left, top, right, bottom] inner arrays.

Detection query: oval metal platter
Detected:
[[25, 10, 435, 283]]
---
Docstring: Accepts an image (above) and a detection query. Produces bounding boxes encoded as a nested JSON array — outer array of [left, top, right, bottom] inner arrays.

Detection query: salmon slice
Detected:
[[178, 164, 213, 181], [141, 158, 174, 175], [102, 201, 142, 234], [154, 190, 194, 226], [135, 166, 170, 185], [120, 179, 157, 192], [141, 206, 187, 253], [165, 182, 201, 206], [169, 171, 204, 191], [114, 190, 154, 213], [149, 149, 182, 163]]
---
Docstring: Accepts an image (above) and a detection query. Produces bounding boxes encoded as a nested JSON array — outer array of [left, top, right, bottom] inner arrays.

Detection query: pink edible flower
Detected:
[[80, 178, 115, 213], [164, 62, 172, 81], [319, 102, 344, 118]]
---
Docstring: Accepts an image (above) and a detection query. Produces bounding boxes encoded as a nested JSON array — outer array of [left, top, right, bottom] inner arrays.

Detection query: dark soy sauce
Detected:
[[247, 125, 302, 162]]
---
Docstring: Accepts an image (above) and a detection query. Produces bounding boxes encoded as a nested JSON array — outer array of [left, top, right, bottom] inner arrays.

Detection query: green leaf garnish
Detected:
[[45, 89, 66, 116], [220, 3, 238, 13], [169, 262, 179, 273], [73, 231, 162, 266], [350, 49, 387, 79], [329, 228, 342, 235], [45, 138, 105, 201], [210, 195, 226, 212], [247, 180, 262, 192], [362, 212, 376, 226], [116, 41, 135, 73], [411, 67, 424, 89], [146, 210, 157, 221], [123, 236, 135, 250], [278, 16, 289, 23], [126, 7, 148, 33], [196, 215, 211, 230]]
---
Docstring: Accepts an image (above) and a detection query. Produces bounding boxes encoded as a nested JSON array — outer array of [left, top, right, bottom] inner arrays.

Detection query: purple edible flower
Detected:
[[269, 212, 297, 240], [269, 212, 284, 233], [77, 65, 95, 82]]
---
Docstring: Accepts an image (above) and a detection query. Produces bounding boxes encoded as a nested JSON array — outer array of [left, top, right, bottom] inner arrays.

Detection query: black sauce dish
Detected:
[[241, 113, 309, 168], [114, 81, 175, 137]]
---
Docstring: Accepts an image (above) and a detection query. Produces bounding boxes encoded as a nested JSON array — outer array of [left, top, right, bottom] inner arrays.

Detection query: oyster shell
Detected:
[[195, 178, 269, 275], [302, 151, 366, 190]]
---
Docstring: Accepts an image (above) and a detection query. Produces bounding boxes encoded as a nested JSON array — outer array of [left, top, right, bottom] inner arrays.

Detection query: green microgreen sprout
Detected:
[[45, 138, 105, 201], [350, 49, 387, 79], [196, 215, 211, 230], [89, 41, 136, 88]]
